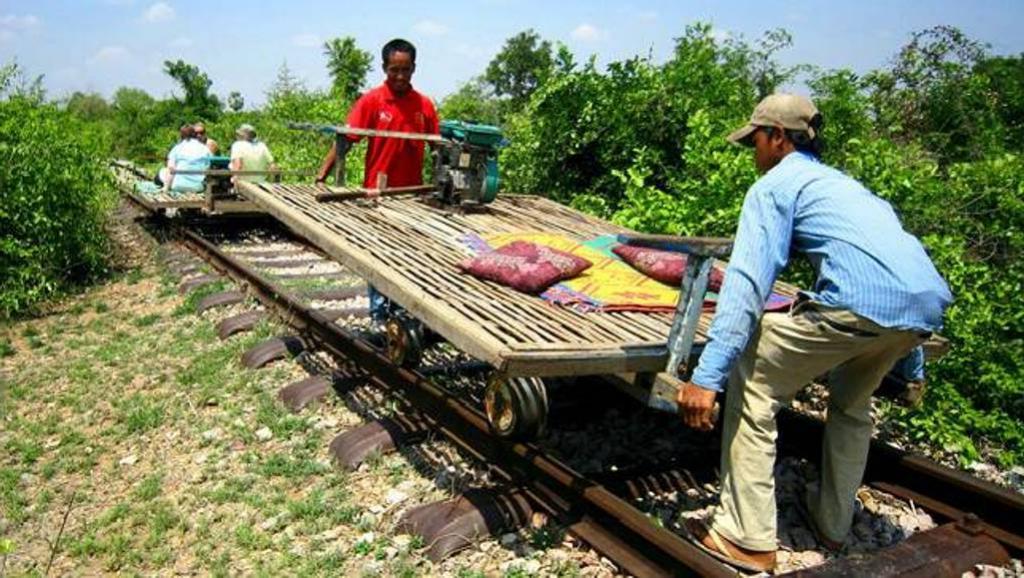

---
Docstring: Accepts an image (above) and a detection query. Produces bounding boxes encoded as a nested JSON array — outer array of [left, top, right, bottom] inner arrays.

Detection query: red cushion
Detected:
[[459, 241, 592, 294], [612, 244, 724, 290]]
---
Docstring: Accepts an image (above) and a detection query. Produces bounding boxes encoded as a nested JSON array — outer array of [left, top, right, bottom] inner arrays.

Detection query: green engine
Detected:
[[434, 120, 503, 206]]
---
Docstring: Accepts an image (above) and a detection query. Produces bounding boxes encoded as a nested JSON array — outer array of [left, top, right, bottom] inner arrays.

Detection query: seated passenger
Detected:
[[229, 123, 277, 184], [159, 124, 211, 194], [193, 122, 219, 155]]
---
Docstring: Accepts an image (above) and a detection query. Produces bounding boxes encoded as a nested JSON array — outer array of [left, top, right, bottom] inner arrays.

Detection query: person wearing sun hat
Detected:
[[676, 93, 952, 572], [229, 123, 276, 184]]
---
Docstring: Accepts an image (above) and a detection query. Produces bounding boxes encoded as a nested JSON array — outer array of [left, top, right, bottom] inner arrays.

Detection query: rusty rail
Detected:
[[176, 224, 734, 577], [127, 203, 1024, 576]]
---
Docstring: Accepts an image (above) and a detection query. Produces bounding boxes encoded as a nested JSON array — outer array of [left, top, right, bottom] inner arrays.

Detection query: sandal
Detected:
[[682, 517, 777, 573]]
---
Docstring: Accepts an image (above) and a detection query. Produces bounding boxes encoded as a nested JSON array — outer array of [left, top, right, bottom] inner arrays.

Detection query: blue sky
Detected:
[[2, 1, 1023, 107]]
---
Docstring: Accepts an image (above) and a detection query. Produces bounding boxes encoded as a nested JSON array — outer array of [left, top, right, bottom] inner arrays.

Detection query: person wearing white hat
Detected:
[[229, 123, 276, 184], [677, 93, 952, 572]]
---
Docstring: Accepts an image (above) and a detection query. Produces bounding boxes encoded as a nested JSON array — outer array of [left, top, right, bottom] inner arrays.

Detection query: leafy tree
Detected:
[[439, 77, 501, 125], [554, 42, 577, 74], [109, 87, 161, 160], [266, 61, 305, 103], [163, 59, 222, 120], [808, 69, 873, 160], [485, 29, 554, 109], [227, 91, 244, 112], [0, 60, 45, 103], [866, 26, 1002, 162], [0, 90, 115, 317], [975, 53, 1024, 150], [65, 91, 111, 121], [323, 36, 372, 102]]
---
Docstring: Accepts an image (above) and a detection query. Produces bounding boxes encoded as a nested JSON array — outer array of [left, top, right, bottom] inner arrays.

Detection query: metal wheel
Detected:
[[385, 316, 424, 368], [484, 375, 549, 440]]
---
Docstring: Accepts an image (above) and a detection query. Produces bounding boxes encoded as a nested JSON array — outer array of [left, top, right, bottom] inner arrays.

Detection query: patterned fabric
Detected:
[[692, 152, 952, 391], [463, 233, 794, 314], [612, 244, 725, 291], [458, 241, 592, 294]]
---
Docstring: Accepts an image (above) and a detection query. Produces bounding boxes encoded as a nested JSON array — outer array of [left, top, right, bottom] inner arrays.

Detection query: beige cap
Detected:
[[235, 123, 256, 138], [727, 93, 820, 146]]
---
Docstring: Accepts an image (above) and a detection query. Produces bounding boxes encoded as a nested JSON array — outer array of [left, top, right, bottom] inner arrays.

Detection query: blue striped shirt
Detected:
[[691, 152, 952, 392]]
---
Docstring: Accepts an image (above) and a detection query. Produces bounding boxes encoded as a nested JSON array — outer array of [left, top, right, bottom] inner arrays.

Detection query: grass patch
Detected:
[[5, 437, 43, 465], [133, 312, 161, 327], [234, 524, 272, 551], [124, 268, 145, 285], [144, 501, 181, 548], [115, 393, 165, 434], [0, 468, 29, 526], [253, 452, 327, 479], [0, 337, 14, 357], [134, 472, 164, 501], [174, 280, 230, 317]]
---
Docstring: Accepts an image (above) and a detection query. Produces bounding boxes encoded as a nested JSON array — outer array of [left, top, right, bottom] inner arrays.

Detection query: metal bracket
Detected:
[[616, 234, 733, 412]]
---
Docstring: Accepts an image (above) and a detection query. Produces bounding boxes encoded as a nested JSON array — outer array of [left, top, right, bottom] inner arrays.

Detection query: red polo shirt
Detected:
[[346, 83, 439, 188]]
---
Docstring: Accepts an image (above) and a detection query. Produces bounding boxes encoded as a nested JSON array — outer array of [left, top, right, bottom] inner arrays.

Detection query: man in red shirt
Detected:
[[315, 38, 440, 188], [316, 38, 440, 330]]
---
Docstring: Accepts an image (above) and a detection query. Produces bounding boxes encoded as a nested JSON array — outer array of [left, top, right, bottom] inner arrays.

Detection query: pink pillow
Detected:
[[612, 244, 723, 290], [459, 241, 592, 294]]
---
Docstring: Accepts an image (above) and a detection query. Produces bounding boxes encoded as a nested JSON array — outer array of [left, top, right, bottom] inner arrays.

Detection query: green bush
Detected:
[[0, 92, 115, 317], [498, 25, 1024, 465]]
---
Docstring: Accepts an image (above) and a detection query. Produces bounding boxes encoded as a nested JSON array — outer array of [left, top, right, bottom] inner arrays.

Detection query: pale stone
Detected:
[[202, 428, 222, 442], [392, 534, 412, 551], [255, 427, 273, 442], [356, 531, 375, 545], [385, 489, 407, 505], [500, 533, 518, 547], [119, 454, 138, 466]]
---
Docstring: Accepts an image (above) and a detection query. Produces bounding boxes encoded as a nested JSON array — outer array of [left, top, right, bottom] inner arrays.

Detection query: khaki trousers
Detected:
[[710, 301, 925, 551]]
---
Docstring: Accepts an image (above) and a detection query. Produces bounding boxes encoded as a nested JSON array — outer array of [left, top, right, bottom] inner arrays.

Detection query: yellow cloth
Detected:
[[484, 232, 680, 311]]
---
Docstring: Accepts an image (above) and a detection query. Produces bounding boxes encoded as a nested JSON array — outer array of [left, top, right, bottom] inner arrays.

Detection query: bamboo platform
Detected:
[[111, 162, 261, 213], [237, 182, 803, 377]]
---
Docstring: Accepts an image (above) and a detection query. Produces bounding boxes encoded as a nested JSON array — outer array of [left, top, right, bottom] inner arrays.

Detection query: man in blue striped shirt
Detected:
[[679, 94, 952, 572]]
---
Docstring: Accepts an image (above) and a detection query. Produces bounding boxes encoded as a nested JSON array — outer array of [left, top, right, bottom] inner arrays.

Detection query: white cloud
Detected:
[[291, 33, 321, 48], [168, 36, 193, 48], [0, 13, 40, 41], [570, 23, 603, 42], [90, 45, 130, 64], [142, 2, 174, 23], [0, 14, 40, 29], [413, 19, 448, 37]]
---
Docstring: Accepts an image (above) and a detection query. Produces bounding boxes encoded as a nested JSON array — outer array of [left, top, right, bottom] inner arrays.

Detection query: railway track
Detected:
[[131, 201, 1022, 577]]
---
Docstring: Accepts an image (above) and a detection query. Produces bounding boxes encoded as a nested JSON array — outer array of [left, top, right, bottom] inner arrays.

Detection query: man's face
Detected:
[[384, 51, 415, 95], [752, 127, 780, 174]]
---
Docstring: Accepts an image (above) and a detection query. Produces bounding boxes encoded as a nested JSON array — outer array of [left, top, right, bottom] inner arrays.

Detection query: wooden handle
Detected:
[[314, 184, 436, 202], [616, 233, 734, 257]]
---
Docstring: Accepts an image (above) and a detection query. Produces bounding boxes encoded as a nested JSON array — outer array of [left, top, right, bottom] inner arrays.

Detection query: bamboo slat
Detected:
[[236, 182, 799, 377]]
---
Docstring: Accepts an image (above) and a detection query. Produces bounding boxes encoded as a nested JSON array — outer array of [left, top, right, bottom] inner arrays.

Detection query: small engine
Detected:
[[433, 120, 503, 206]]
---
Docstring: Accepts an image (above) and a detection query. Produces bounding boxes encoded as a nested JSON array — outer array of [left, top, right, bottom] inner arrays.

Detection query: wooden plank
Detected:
[[235, 182, 802, 377], [237, 181, 510, 370]]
